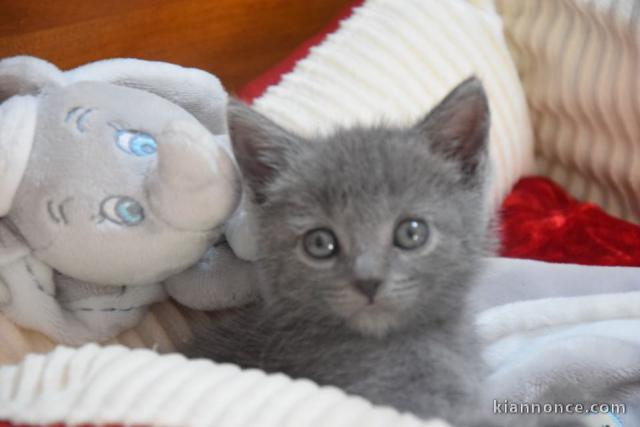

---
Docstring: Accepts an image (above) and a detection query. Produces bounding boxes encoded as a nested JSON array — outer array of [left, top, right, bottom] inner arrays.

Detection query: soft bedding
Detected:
[[2, 257, 640, 426], [473, 258, 640, 426], [496, 0, 640, 224], [242, 0, 535, 210], [0, 345, 440, 427]]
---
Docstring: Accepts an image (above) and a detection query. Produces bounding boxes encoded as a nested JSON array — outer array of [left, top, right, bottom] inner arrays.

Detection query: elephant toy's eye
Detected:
[[115, 130, 157, 157], [100, 196, 145, 226]]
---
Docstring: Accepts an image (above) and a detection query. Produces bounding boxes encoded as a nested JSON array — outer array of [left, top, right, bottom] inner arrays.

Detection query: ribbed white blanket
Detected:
[[0, 345, 447, 427], [2, 258, 640, 426]]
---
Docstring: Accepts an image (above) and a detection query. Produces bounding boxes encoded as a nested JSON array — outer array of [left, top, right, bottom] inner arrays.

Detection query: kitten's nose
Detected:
[[353, 279, 382, 302]]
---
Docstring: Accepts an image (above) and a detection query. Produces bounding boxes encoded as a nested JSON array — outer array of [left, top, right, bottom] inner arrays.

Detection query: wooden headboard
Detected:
[[0, 0, 351, 92]]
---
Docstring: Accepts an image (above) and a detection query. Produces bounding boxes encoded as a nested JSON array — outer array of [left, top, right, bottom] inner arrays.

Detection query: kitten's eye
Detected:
[[394, 219, 429, 250], [303, 228, 339, 259]]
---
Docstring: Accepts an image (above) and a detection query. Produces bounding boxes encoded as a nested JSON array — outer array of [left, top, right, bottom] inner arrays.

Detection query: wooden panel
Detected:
[[0, 0, 352, 92]]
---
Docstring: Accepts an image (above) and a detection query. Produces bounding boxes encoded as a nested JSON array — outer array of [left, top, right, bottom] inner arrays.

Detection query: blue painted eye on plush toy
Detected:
[[115, 130, 157, 156], [100, 196, 145, 226]]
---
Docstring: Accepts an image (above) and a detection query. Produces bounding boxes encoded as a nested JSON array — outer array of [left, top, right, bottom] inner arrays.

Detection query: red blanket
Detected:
[[500, 177, 640, 266]]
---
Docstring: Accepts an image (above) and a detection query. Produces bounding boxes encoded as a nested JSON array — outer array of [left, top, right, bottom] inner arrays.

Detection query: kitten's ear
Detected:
[[227, 99, 299, 202], [415, 77, 490, 182]]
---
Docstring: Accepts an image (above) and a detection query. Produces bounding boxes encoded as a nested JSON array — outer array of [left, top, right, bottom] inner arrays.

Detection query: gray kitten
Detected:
[[186, 78, 584, 427]]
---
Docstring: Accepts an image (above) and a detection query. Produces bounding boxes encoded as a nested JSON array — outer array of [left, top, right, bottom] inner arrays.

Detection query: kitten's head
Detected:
[[228, 77, 492, 337]]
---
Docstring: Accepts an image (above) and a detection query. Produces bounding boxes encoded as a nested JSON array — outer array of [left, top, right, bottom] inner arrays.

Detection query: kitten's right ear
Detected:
[[227, 100, 298, 203], [415, 77, 490, 184]]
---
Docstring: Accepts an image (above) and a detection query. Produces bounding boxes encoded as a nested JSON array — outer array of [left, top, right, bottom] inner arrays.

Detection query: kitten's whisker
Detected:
[[391, 285, 419, 294], [321, 289, 352, 299]]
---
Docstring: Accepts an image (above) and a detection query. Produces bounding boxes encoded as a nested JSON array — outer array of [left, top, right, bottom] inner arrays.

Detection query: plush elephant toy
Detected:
[[0, 56, 256, 344]]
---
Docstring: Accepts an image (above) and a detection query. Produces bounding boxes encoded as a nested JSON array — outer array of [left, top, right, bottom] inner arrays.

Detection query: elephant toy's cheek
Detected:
[[225, 194, 259, 262]]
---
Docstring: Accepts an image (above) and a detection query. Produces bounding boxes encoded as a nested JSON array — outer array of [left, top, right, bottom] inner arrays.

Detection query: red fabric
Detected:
[[499, 177, 640, 266], [237, 0, 364, 103]]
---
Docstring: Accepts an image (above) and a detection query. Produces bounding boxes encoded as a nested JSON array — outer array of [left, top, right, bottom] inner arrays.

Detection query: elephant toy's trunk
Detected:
[[147, 121, 240, 232]]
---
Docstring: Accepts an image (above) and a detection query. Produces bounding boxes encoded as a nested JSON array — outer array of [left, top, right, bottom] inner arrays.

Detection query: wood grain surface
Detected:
[[0, 0, 351, 92]]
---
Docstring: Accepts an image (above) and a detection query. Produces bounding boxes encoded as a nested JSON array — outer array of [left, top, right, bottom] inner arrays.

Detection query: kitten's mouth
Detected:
[[347, 305, 401, 338], [335, 288, 394, 316], [356, 303, 398, 321], [324, 286, 404, 336]]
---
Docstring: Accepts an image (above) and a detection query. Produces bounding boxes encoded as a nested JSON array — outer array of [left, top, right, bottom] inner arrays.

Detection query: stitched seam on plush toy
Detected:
[[75, 109, 93, 132], [47, 200, 61, 224], [25, 260, 55, 297], [64, 106, 82, 123]]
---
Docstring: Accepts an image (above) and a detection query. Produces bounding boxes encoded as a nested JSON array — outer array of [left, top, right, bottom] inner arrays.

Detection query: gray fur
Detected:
[[186, 78, 585, 427]]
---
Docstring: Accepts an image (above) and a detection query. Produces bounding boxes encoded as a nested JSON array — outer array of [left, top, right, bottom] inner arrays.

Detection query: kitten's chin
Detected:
[[347, 308, 402, 338]]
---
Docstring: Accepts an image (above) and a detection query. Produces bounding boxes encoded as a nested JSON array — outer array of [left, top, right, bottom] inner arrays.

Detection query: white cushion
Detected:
[[497, 0, 640, 223], [253, 0, 535, 209]]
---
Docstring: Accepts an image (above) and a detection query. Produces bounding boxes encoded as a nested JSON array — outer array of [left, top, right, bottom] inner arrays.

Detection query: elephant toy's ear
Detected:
[[0, 57, 49, 215], [65, 59, 228, 135], [0, 56, 65, 102], [0, 95, 38, 216]]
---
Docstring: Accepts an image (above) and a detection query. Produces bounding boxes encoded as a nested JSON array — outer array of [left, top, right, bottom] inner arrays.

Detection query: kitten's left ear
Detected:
[[415, 77, 490, 182], [227, 99, 299, 203]]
